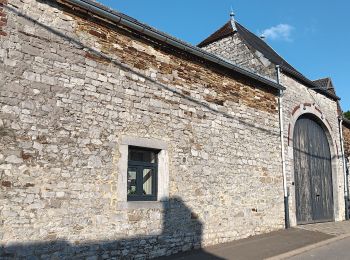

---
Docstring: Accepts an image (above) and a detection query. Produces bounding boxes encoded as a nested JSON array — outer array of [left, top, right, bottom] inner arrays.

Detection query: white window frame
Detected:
[[117, 136, 169, 209]]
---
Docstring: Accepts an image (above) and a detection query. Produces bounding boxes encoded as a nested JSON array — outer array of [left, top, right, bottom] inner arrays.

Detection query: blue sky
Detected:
[[99, 0, 349, 111]]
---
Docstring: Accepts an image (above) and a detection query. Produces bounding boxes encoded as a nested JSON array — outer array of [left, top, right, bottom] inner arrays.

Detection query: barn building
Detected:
[[199, 16, 347, 226], [0, 0, 348, 258]]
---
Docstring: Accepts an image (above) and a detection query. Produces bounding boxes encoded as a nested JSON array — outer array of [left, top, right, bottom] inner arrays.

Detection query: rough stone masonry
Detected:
[[201, 21, 346, 227], [343, 124, 350, 160], [0, 0, 285, 258]]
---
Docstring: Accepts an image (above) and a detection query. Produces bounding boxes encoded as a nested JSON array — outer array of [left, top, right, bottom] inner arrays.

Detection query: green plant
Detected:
[[344, 110, 350, 120]]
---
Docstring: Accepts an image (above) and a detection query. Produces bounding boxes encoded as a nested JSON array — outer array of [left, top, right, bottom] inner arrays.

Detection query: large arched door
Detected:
[[293, 115, 334, 224]]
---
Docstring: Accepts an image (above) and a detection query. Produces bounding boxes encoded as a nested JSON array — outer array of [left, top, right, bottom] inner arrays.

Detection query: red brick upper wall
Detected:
[[343, 125, 350, 158], [58, 1, 279, 114], [0, 0, 8, 36]]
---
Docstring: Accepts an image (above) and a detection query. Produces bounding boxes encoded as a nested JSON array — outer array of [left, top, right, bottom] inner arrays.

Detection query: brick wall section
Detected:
[[0, 0, 7, 36], [74, 20, 278, 114], [343, 125, 350, 159], [343, 125, 350, 200], [0, 0, 284, 258]]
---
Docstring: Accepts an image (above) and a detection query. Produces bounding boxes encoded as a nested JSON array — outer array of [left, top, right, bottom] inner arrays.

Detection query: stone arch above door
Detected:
[[293, 114, 334, 223], [286, 103, 341, 226], [287, 103, 336, 151]]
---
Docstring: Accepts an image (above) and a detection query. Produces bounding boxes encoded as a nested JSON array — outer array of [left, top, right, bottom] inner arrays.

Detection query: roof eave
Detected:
[[280, 66, 340, 101]]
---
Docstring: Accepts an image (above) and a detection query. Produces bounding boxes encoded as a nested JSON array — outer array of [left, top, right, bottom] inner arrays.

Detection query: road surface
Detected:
[[288, 236, 350, 260]]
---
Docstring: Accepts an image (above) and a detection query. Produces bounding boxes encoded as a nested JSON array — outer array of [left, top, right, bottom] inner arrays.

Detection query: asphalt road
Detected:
[[288, 236, 350, 260]]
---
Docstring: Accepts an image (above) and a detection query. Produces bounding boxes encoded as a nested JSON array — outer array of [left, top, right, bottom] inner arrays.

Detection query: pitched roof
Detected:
[[197, 21, 235, 48], [313, 77, 336, 95], [198, 21, 297, 73], [198, 20, 340, 101], [313, 77, 344, 117], [313, 78, 330, 89]]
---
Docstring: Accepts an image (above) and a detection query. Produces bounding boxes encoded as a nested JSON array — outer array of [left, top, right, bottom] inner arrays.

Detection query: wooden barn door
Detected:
[[293, 115, 334, 224]]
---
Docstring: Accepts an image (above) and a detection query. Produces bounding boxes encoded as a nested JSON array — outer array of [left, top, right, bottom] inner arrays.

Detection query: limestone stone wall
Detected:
[[0, 0, 284, 258], [201, 34, 276, 79], [280, 74, 345, 225], [201, 28, 345, 224]]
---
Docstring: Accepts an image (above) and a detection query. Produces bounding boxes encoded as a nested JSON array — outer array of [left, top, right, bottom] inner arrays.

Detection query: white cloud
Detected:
[[261, 24, 294, 41]]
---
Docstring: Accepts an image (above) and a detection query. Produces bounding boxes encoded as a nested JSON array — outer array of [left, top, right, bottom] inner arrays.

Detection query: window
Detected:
[[127, 146, 159, 201], [117, 136, 169, 206]]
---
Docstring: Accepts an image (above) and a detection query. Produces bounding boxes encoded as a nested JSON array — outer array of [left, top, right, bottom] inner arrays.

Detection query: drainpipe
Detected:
[[276, 65, 290, 228], [339, 117, 349, 220]]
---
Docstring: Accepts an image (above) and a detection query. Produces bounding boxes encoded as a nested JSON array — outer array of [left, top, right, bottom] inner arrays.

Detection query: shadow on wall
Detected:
[[1, 197, 223, 259]]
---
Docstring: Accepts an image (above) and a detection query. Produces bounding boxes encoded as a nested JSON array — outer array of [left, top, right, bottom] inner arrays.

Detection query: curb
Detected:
[[265, 233, 350, 260]]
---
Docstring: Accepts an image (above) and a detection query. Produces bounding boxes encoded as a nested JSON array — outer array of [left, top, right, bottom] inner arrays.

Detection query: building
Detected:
[[199, 14, 346, 226], [343, 119, 350, 161], [341, 118, 350, 218], [0, 0, 348, 258], [343, 118, 350, 178]]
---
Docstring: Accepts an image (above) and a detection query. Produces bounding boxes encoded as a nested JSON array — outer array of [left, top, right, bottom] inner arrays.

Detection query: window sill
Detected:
[[117, 201, 167, 210]]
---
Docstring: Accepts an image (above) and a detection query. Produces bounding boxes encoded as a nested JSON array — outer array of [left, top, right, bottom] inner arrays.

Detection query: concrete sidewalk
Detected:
[[157, 221, 350, 260], [297, 220, 350, 236], [287, 236, 350, 260], [158, 228, 333, 260]]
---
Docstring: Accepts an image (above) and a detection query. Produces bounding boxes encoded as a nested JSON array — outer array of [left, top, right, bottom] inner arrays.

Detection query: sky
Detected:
[[99, 0, 349, 111]]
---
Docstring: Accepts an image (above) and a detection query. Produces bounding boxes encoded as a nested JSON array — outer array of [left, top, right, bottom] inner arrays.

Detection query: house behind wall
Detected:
[[0, 0, 286, 258]]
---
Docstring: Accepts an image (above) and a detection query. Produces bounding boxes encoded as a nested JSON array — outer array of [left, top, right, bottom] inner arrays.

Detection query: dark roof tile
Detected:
[[313, 77, 337, 96], [198, 21, 235, 47]]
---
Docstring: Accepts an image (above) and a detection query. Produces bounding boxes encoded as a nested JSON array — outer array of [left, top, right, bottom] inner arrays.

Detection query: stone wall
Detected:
[[201, 29, 345, 224], [280, 74, 344, 225], [0, 0, 284, 258], [343, 124, 350, 159], [201, 34, 276, 79]]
